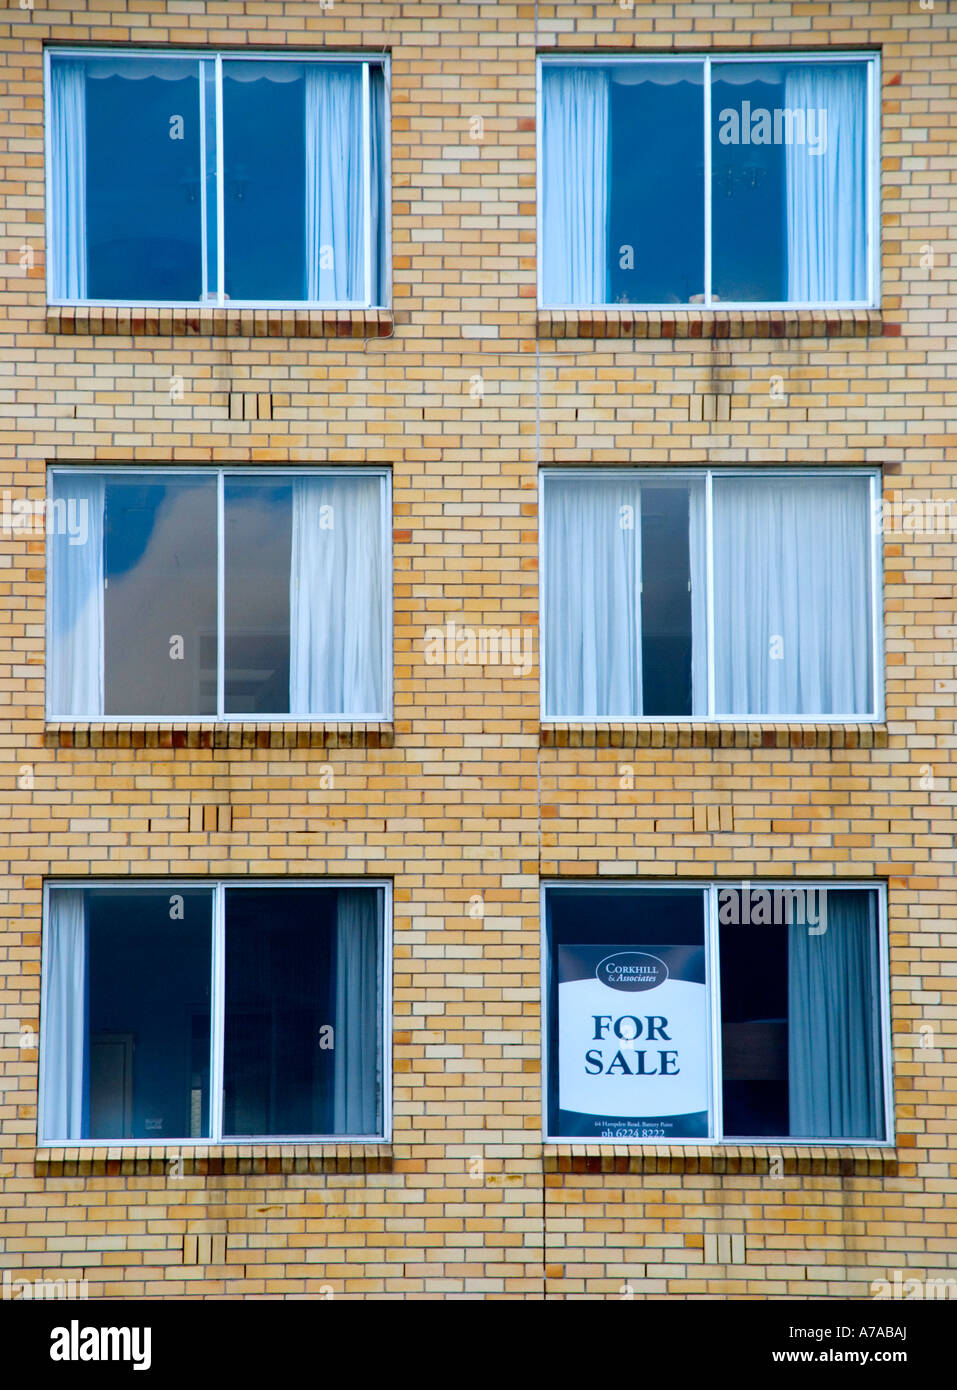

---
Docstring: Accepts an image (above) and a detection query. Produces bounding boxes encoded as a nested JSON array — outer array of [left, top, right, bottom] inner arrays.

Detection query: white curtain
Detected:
[[49, 476, 105, 717], [305, 64, 365, 303], [289, 475, 384, 716], [712, 476, 872, 716], [40, 890, 89, 1141], [788, 891, 883, 1139], [786, 64, 867, 302], [333, 889, 381, 1135], [49, 60, 87, 300], [688, 482, 708, 716], [544, 476, 642, 718], [541, 66, 609, 305]]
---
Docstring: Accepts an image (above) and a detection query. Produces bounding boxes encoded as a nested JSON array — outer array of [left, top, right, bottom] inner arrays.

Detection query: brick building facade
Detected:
[[0, 0, 954, 1299]]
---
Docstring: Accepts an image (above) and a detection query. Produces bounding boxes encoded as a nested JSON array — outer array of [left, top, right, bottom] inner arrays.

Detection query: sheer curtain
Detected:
[[49, 476, 105, 717], [333, 889, 381, 1135], [40, 889, 89, 1141], [788, 890, 883, 1139], [544, 476, 642, 718], [785, 64, 867, 302], [288, 475, 384, 716], [712, 476, 872, 716], [49, 60, 88, 300], [688, 482, 709, 716], [305, 64, 365, 303], [541, 66, 610, 305]]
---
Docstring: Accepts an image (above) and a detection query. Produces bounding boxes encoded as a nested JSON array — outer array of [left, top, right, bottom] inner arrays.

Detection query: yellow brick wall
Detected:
[[0, 0, 954, 1298]]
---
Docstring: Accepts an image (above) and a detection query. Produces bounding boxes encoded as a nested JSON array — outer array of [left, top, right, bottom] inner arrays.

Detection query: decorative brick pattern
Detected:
[[35, 1146, 395, 1178], [188, 804, 233, 833], [536, 308, 889, 340], [44, 724, 396, 750], [543, 1147, 903, 1178], [228, 392, 273, 423], [183, 1233, 227, 1266], [692, 804, 734, 832], [45, 307, 395, 339], [540, 724, 889, 750]]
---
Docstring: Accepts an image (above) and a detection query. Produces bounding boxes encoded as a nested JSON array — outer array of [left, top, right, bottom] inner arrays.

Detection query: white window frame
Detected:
[[38, 877, 393, 1147], [536, 51, 881, 311], [44, 46, 391, 311], [45, 464, 393, 723], [539, 466, 885, 723], [541, 879, 894, 1147]]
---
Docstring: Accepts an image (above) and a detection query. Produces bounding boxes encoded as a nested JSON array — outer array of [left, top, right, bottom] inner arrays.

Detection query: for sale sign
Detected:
[[556, 944, 710, 1139]]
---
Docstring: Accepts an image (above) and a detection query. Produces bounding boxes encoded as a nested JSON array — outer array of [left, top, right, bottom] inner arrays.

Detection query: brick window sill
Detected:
[[35, 1144, 393, 1177], [544, 1145, 901, 1177], [45, 306, 393, 340], [537, 308, 893, 341], [541, 723, 888, 751], [44, 722, 394, 750]]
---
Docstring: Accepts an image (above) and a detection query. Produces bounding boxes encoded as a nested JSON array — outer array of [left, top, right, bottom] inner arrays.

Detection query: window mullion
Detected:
[[209, 884, 226, 1143], [703, 56, 712, 307], [706, 884, 723, 1142]]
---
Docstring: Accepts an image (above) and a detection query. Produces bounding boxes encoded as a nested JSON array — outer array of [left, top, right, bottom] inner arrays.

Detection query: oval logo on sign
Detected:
[[596, 951, 668, 993]]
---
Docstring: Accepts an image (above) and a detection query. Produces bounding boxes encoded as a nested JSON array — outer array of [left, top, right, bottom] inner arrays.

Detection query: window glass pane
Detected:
[[225, 472, 386, 718], [70, 56, 202, 301], [712, 61, 867, 303], [42, 886, 213, 1141], [542, 62, 704, 306], [712, 474, 873, 716], [608, 63, 704, 304], [543, 475, 642, 718], [102, 476, 218, 716], [224, 480, 292, 714], [287, 474, 386, 717], [223, 887, 382, 1137], [51, 52, 385, 305], [718, 895, 790, 1138], [640, 485, 693, 716], [201, 59, 218, 299], [48, 474, 106, 717], [222, 60, 376, 303], [719, 887, 884, 1140], [546, 888, 710, 1141], [544, 474, 708, 719], [222, 61, 307, 300]]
